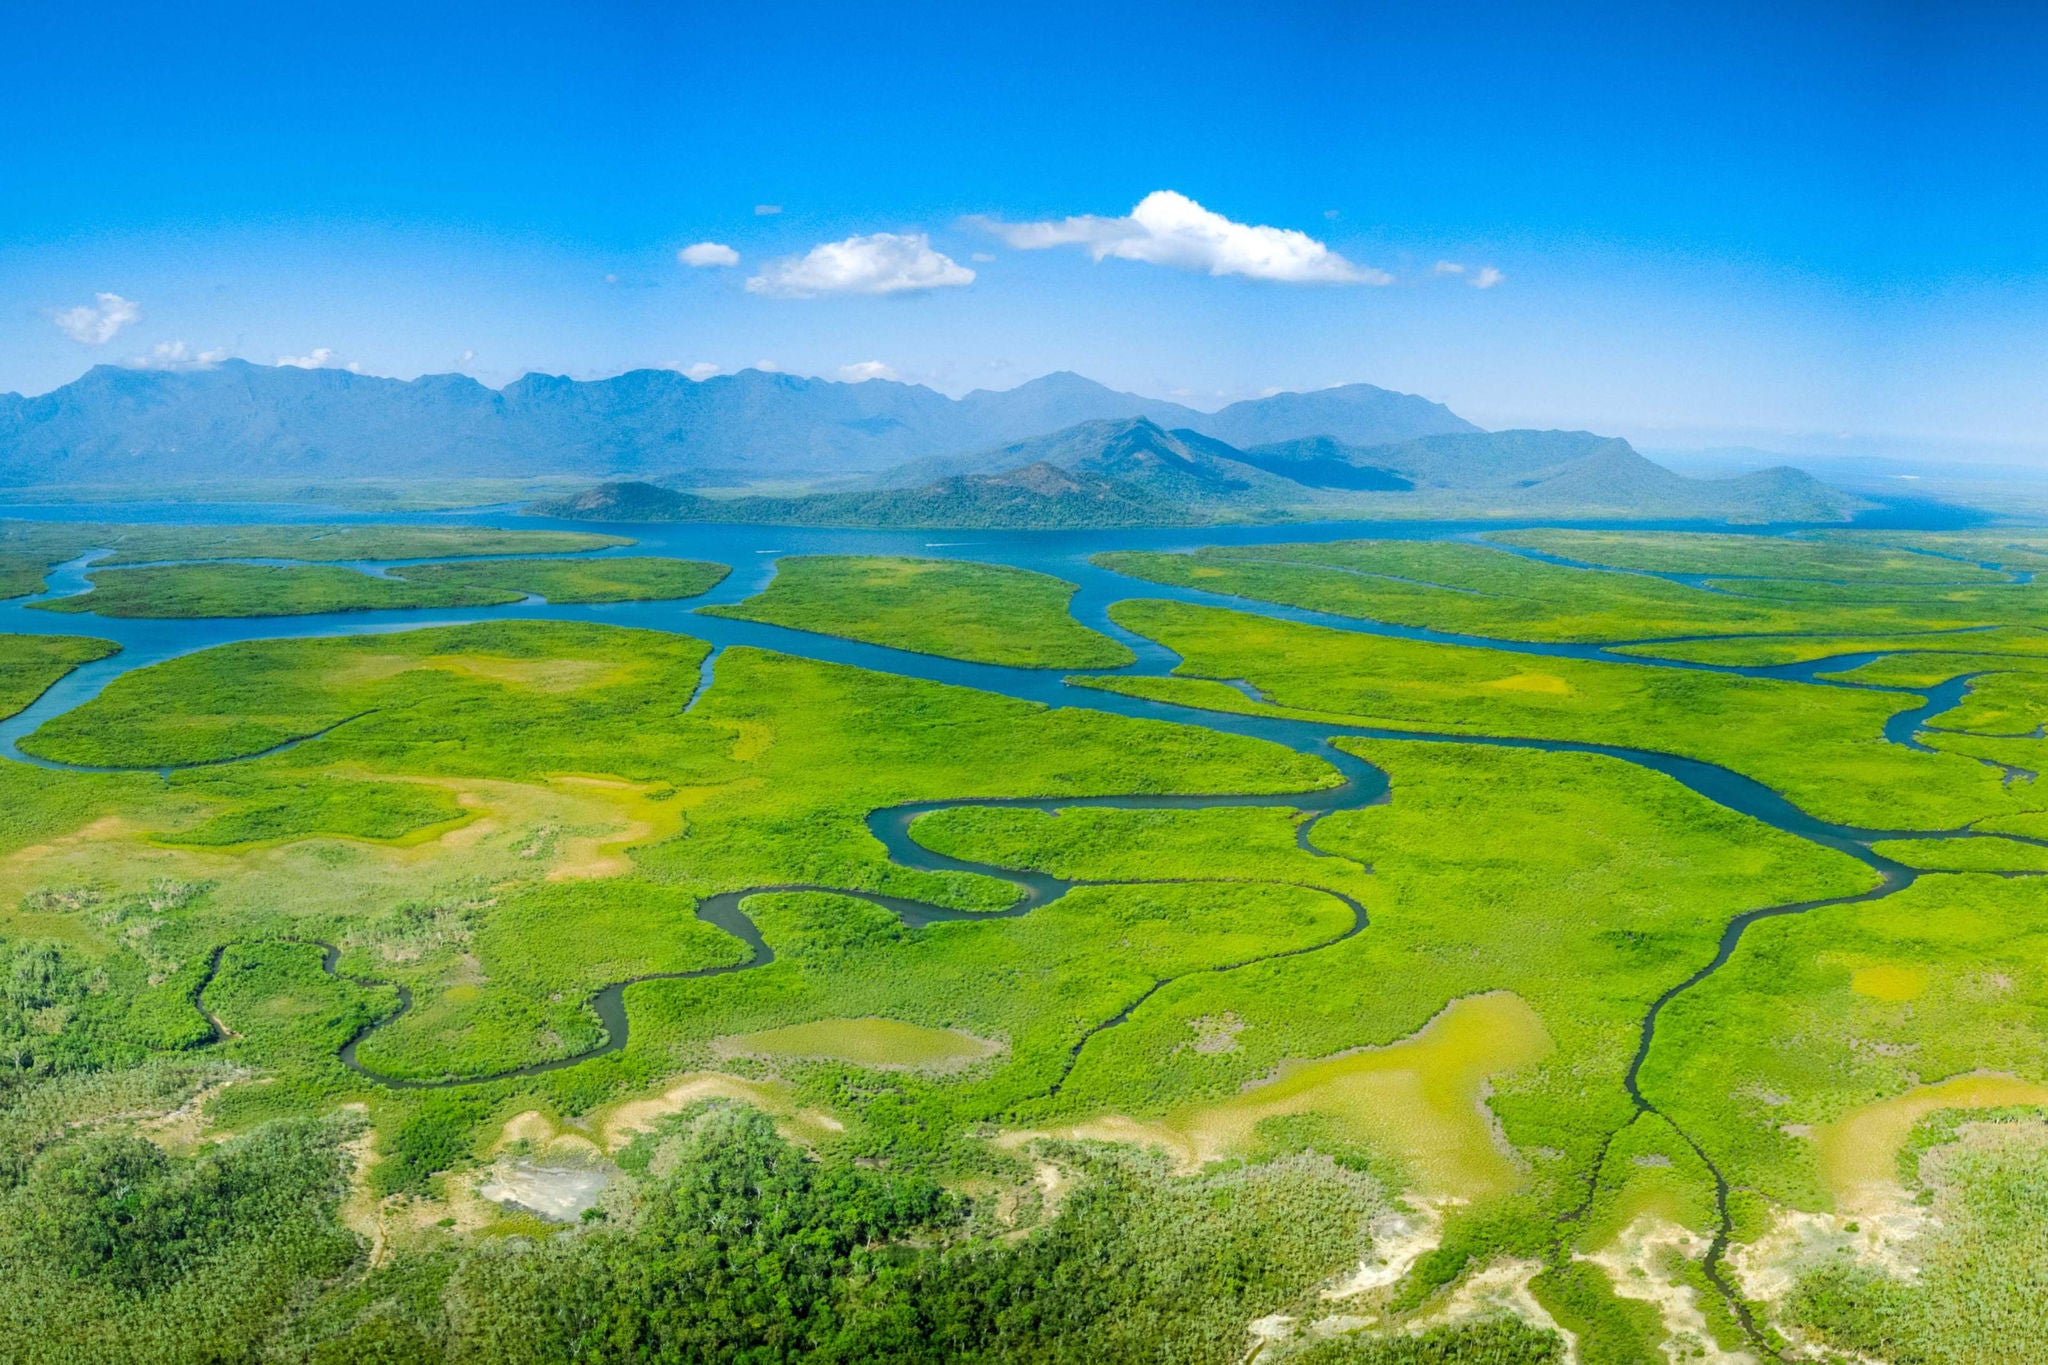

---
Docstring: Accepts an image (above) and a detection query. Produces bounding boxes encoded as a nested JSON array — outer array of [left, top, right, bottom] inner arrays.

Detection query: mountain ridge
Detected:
[[536, 416, 1871, 528], [0, 361, 1473, 488]]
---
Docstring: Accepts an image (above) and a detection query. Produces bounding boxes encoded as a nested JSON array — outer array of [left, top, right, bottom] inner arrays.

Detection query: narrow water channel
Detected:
[[6, 506, 2040, 1348]]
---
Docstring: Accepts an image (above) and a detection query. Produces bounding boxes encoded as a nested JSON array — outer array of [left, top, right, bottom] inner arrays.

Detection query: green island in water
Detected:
[[1, 517, 2046, 1365]]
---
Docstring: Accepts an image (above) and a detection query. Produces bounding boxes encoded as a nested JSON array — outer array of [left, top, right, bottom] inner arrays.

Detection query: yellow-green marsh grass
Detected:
[[1818, 1073, 2048, 1212], [715, 1017, 1005, 1073], [1849, 964, 1929, 1001], [1010, 993, 1550, 1201]]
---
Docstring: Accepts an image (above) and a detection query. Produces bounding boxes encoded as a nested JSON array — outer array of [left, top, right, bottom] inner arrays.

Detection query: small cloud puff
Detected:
[[754, 204, 782, 216], [838, 360, 898, 382], [277, 348, 359, 372], [53, 293, 140, 345], [129, 340, 228, 371], [679, 242, 740, 268], [1433, 260, 1505, 288], [679, 361, 720, 381], [746, 232, 974, 298], [970, 192, 1387, 285]]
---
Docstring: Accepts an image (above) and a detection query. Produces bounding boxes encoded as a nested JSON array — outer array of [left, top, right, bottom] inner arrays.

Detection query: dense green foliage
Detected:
[[0, 632, 120, 718], [1787, 1119, 2048, 1364], [702, 554, 1134, 667], [7, 525, 2048, 1361], [0, 1114, 363, 1363]]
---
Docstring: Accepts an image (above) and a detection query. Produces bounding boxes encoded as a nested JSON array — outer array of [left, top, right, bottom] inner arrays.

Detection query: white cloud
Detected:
[[970, 251, 996, 263], [971, 191, 1388, 285], [276, 348, 359, 372], [678, 241, 740, 268], [838, 360, 898, 383], [1434, 260, 1505, 288], [751, 358, 780, 372], [754, 204, 782, 216], [680, 361, 720, 381], [52, 292, 140, 344], [128, 340, 228, 371], [746, 232, 975, 298]]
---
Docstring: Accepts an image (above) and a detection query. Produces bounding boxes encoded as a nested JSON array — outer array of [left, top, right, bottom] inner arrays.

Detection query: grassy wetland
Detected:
[[1, 523, 2046, 1363], [35, 556, 729, 618], [700, 553, 1135, 667]]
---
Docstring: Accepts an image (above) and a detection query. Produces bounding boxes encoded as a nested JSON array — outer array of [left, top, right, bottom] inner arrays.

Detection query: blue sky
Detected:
[[5, 1, 2045, 456]]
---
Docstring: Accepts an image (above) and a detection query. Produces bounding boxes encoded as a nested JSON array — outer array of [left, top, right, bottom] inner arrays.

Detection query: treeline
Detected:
[[0, 1098, 1566, 1364]]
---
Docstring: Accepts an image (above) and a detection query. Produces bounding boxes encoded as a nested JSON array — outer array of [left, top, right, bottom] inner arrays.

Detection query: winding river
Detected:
[[4, 503, 2042, 1344]]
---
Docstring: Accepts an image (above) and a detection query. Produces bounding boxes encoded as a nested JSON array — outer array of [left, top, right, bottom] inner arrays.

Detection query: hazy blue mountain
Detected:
[[538, 463, 1185, 530], [0, 362, 1475, 489], [1234, 436, 1414, 490], [1194, 383, 1480, 447], [1340, 429, 1640, 489], [950, 372, 1207, 446], [541, 418, 1870, 528], [882, 417, 1292, 492]]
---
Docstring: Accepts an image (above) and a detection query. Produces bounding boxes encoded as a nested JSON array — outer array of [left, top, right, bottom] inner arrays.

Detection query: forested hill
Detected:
[[537, 418, 1872, 528], [0, 363, 1473, 488]]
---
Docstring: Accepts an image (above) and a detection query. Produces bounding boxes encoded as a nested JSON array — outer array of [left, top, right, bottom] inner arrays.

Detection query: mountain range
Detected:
[[538, 418, 1870, 528], [0, 362, 1473, 487], [0, 361, 1868, 525]]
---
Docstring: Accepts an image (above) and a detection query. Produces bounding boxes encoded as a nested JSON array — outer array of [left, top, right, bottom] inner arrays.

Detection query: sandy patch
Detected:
[[1580, 1217, 1751, 1365], [598, 1072, 843, 1152], [478, 1158, 612, 1223], [541, 774, 704, 880], [140, 1073, 248, 1154], [1414, 1257, 1575, 1358], [1729, 1201, 1934, 1307], [1321, 1201, 1448, 1299]]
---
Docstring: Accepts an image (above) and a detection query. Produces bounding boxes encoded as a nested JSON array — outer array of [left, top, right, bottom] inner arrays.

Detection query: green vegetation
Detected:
[[1610, 628, 2048, 667], [0, 1113, 365, 1363], [702, 554, 1133, 667], [1639, 872, 2048, 1208], [1074, 598, 2040, 829], [10, 524, 2048, 1361], [399, 555, 729, 604], [1787, 1117, 2048, 1364], [0, 633, 120, 718], [1489, 528, 2013, 583], [1096, 538, 2048, 646], [32, 555, 728, 618], [717, 1017, 1003, 1071], [0, 519, 630, 599]]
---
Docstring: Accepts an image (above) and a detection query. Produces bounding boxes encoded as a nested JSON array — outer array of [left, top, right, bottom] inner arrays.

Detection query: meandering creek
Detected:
[[3, 504, 2042, 1345]]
